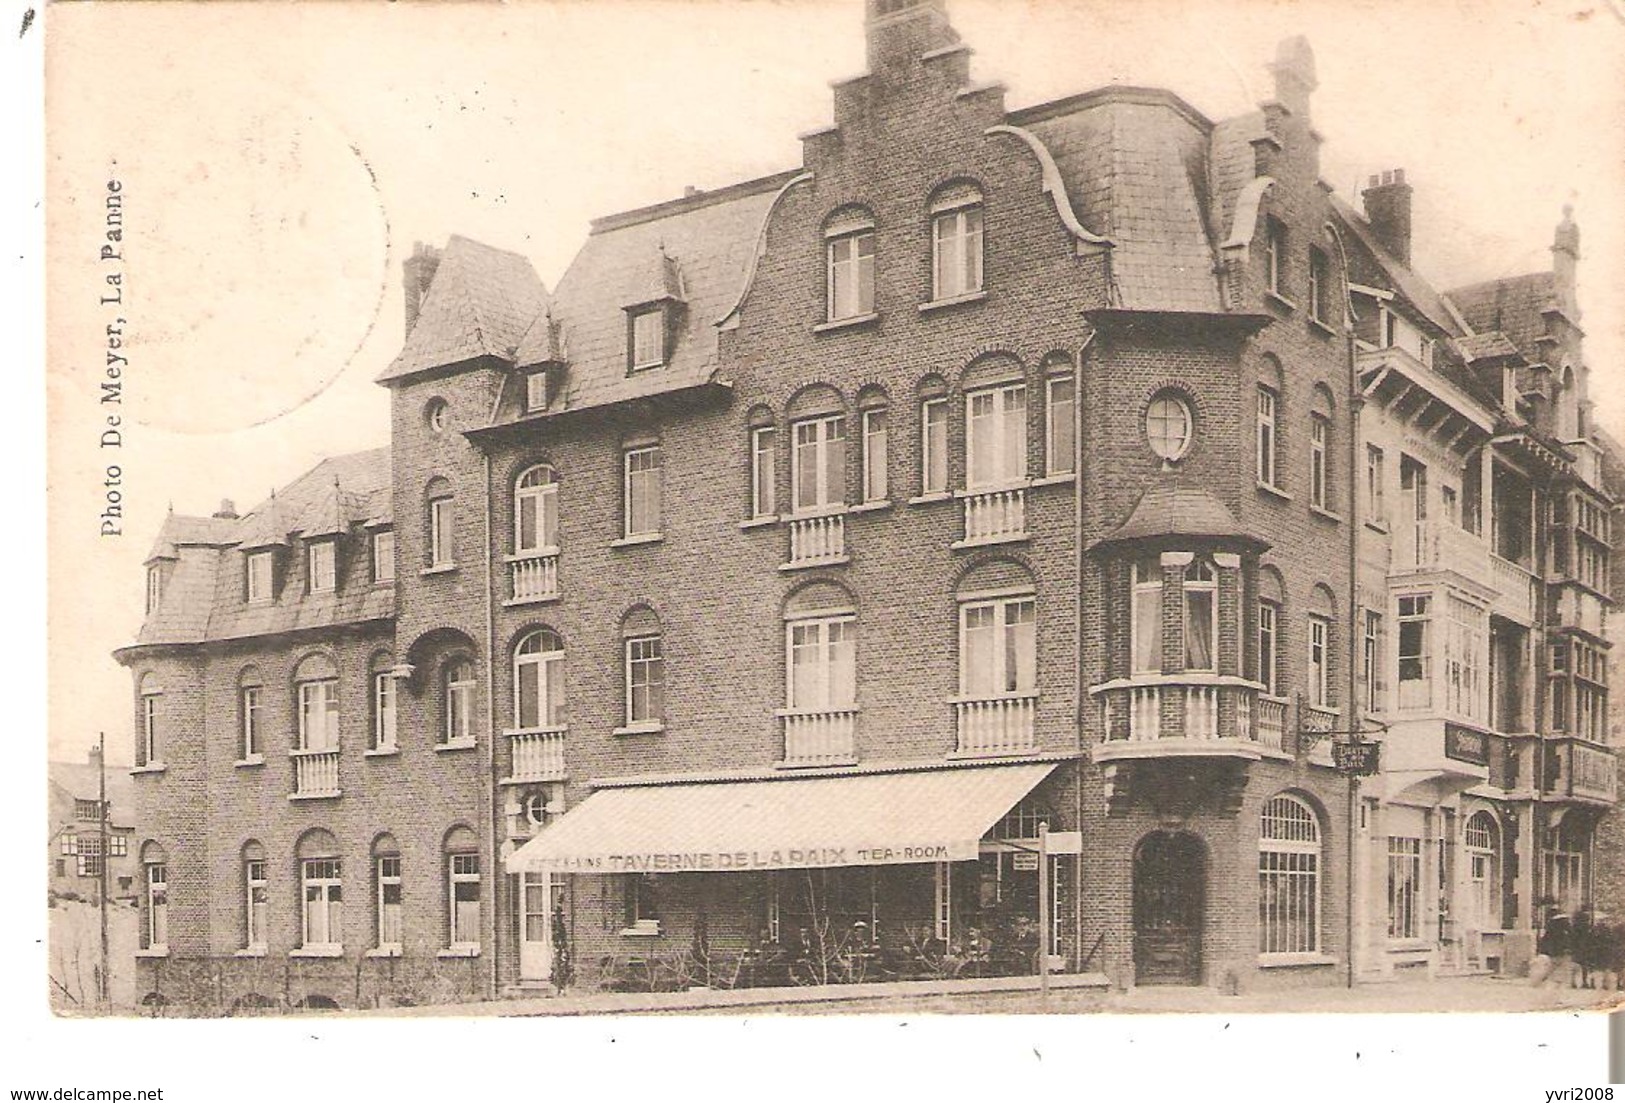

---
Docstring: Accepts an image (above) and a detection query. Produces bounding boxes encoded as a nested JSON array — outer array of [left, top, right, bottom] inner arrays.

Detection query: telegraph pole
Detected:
[[97, 731, 110, 1009]]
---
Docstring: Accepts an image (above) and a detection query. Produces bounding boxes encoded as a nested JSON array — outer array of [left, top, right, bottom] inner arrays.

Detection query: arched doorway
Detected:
[[1133, 832, 1205, 985]]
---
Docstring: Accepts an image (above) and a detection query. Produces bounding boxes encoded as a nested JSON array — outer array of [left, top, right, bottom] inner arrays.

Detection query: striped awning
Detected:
[[505, 762, 1056, 875]]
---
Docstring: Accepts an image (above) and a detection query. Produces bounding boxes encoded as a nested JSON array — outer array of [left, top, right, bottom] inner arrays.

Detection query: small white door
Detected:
[[519, 872, 552, 981]]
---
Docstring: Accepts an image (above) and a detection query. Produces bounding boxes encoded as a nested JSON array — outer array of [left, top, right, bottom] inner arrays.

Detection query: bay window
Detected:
[[1132, 558, 1163, 675], [1397, 595, 1431, 709], [1183, 558, 1217, 671]]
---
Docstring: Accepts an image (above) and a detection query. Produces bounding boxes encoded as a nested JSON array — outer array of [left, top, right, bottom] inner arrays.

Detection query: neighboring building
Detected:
[[48, 746, 137, 901], [116, 0, 1616, 1007]]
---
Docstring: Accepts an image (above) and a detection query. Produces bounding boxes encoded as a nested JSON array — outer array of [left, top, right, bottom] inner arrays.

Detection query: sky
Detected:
[[44, 0, 1625, 764]]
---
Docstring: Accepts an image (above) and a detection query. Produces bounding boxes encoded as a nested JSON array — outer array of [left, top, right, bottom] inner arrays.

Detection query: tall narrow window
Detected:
[[448, 853, 481, 950], [1308, 246, 1330, 323], [931, 191, 983, 300], [145, 566, 163, 614], [1363, 610, 1384, 713], [792, 415, 846, 513], [241, 684, 263, 759], [751, 426, 777, 519], [1308, 615, 1330, 708], [525, 370, 549, 412], [862, 409, 888, 502], [371, 530, 396, 584], [1258, 599, 1279, 696], [308, 540, 336, 594], [514, 466, 559, 554], [246, 550, 274, 604], [1397, 594, 1431, 709], [1046, 375, 1076, 476], [826, 225, 876, 321], [376, 855, 403, 951], [428, 493, 455, 568], [514, 630, 565, 730], [298, 675, 339, 751], [1465, 812, 1499, 929], [787, 616, 856, 711], [1309, 415, 1329, 510], [1365, 445, 1386, 524], [960, 597, 1036, 697], [629, 308, 665, 370], [1265, 218, 1285, 295], [1386, 837, 1421, 939], [301, 858, 342, 949], [1183, 558, 1217, 671], [144, 862, 168, 950], [244, 854, 268, 950], [625, 635, 665, 725], [1259, 795, 1321, 954], [624, 446, 663, 537], [139, 675, 161, 767], [444, 659, 475, 745], [921, 397, 949, 495], [1256, 386, 1278, 488], [372, 669, 397, 751], [966, 383, 1026, 489], [1132, 559, 1163, 676]]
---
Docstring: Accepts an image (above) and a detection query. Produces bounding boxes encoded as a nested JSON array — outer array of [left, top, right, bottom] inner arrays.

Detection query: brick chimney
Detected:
[[1269, 35, 1317, 118], [213, 498, 239, 520], [1552, 204, 1580, 318], [403, 241, 443, 336], [87, 744, 102, 769], [865, 0, 959, 75], [1362, 169, 1413, 266]]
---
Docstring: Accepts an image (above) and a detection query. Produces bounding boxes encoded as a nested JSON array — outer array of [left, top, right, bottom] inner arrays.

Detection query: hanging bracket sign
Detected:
[[1330, 739, 1381, 777]]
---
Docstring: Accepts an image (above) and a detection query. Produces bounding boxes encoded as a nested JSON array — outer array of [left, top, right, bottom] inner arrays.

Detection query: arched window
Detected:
[[293, 654, 339, 752], [858, 387, 889, 504], [242, 840, 267, 951], [918, 374, 950, 496], [1183, 557, 1217, 672], [138, 673, 162, 767], [426, 476, 455, 568], [1257, 567, 1285, 697], [369, 652, 398, 752], [140, 841, 168, 951], [445, 825, 481, 951], [621, 608, 665, 729], [238, 667, 264, 761], [513, 630, 565, 730], [930, 181, 984, 301], [372, 833, 402, 952], [443, 657, 476, 745], [1259, 794, 1321, 954], [1465, 811, 1500, 929], [1257, 356, 1284, 489], [514, 465, 559, 554], [747, 407, 778, 520], [295, 829, 342, 951]]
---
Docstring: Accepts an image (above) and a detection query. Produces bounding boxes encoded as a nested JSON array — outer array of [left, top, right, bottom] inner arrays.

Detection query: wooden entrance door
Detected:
[[1133, 832, 1204, 985], [518, 872, 552, 981]]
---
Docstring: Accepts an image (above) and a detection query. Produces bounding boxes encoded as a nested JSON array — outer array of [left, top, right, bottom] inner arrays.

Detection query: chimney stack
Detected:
[[213, 498, 239, 520], [1552, 204, 1580, 318], [403, 241, 443, 337], [865, 0, 959, 75], [87, 744, 102, 769], [1269, 36, 1317, 118], [1362, 169, 1414, 266]]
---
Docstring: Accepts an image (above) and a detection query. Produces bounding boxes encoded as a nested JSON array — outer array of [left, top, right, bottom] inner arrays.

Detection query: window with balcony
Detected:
[[1183, 558, 1217, 671], [966, 384, 1026, 489], [792, 415, 846, 513], [307, 539, 336, 594], [1259, 795, 1321, 955], [1132, 558, 1163, 676], [961, 597, 1035, 698], [921, 396, 949, 495], [514, 466, 559, 554], [1397, 595, 1431, 709], [825, 210, 876, 322], [443, 658, 476, 746], [623, 446, 663, 538], [1256, 386, 1279, 489], [296, 660, 339, 753], [513, 629, 565, 730], [930, 184, 984, 301], [787, 616, 856, 713]]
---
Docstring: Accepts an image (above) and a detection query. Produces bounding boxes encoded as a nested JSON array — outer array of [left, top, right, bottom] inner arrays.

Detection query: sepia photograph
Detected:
[[27, 0, 1625, 1092]]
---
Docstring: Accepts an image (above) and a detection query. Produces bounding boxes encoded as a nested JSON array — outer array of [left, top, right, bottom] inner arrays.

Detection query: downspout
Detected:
[[1327, 220, 1361, 988], [1073, 328, 1097, 974], [484, 451, 499, 1000]]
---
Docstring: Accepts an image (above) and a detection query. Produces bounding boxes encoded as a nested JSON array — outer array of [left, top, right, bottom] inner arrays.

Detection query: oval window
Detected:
[[425, 398, 450, 433], [1145, 392, 1193, 462]]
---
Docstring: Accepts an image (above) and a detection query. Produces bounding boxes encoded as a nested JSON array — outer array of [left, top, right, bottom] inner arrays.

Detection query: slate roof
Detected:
[[1455, 331, 1523, 362], [1022, 90, 1222, 312], [1446, 272, 1558, 361], [377, 236, 550, 384], [133, 448, 393, 648], [49, 759, 136, 828], [1093, 485, 1262, 549], [1330, 194, 1463, 338]]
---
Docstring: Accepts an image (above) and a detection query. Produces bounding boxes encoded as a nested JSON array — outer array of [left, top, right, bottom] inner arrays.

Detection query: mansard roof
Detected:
[[1092, 485, 1266, 552], [377, 236, 549, 384], [1446, 272, 1560, 363]]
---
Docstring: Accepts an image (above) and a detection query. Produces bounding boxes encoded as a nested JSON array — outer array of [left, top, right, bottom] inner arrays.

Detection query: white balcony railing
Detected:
[[1256, 695, 1288, 751], [786, 514, 846, 567], [781, 709, 857, 765], [1184, 686, 1220, 740], [1398, 521, 1490, 588], [509, 552, 560, 603], [955, 695, 1037, 755], [291, 749, 340, 798], [1490, 554, 1538, 624], [508, 726, 567, 781], [1128, 686, 1160, 741], [962, 487, 1026, 544]]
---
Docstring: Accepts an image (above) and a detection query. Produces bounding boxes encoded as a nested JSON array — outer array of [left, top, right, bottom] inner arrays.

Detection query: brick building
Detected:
[[48, 746, 137, 902], [117, 0, 1616, 1007]]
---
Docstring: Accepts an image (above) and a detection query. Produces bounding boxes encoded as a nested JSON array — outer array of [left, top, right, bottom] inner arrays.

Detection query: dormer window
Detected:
[[525, 369, 549, 413], [308, 540, 336, 594], [246, 550, 275, 604], [629, 307, 665, 371], [145, 565, 163, 614]]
